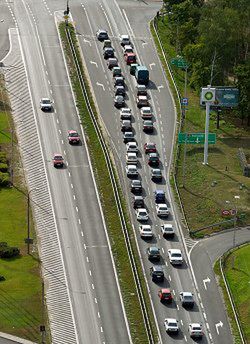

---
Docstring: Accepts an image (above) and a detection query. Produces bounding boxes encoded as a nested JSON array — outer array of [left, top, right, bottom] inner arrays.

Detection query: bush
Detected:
[[0, 242, 8, 248], [0, 152, 7, 163], [0, 275, 5, 281], [0, 246, 20, 258], [0, 171, 9, 186], [0, 163, 8, 172]]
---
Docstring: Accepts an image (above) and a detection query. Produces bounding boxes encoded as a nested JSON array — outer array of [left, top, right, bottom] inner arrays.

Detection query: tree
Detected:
[[234, 62, 250, 125]]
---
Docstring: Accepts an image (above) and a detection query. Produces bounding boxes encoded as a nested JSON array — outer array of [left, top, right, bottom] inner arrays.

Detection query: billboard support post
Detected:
[[203, 102, 210, 165]]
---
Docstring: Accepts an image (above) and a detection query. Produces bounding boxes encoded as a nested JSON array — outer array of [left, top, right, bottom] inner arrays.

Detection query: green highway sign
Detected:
[[178, 133, 216, 144], [170, 56, 188, 69]]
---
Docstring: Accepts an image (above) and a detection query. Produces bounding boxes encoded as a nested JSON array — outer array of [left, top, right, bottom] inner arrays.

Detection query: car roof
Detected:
[[182, 291, 193, 297], [141, 224, 151, 229], [126, 52, 135, 56], [149, 153, 158, 157], [155, 189, 164, 194], [141, 106, 151, 110], [190, 323, 201, 328], [165, 318, 177, 323], [127, 164, 137, 168], [54, 153, 63, 157], [152, 265, 163, 271], [121, 34, 129, 39], [169, 248, 181, 254], [163, 224, 173, 228], [134, 195, 143, 200], [158, 203, 168, 207], [149, 246, 159, 251], [138, 95, 147, 99]]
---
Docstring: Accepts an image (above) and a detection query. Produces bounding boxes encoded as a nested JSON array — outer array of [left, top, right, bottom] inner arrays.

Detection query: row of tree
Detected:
[[163, 0, 250, 124]]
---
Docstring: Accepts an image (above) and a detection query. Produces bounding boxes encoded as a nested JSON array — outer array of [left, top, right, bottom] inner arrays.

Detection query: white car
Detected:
[[126, 152, 138, 165], [168, 249, 183, 265], [120, 34, 130, 46], [123, 45, 133, 54], [188, 323, 203, 338], [40, 98, 52, 111], [139, 225, 153, 238], [120, 108, 132, 120], [164, 318, 179, 333], [161, 224, 175, 237], [140, 106, 152, 119], [126, 164, 138, 177], [136, 208, 149, 221], [126, 142, 138, 153], [156, 204, 170, 217]]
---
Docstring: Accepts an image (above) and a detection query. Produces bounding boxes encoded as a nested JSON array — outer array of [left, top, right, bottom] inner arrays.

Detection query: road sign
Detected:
[[178, 133, 216, 144], [181, 98, 188, 106], [170, 56, 188, 69]]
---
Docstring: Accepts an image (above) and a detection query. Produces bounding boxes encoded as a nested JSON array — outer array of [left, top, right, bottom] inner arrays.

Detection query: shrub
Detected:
[[0, 246, 20, 258], [0, 242, 8, 248], [0, 275, 5, 281], [0, 171, 9, 186], [0, 163, 8, 172], [0, 152, 7, 163]]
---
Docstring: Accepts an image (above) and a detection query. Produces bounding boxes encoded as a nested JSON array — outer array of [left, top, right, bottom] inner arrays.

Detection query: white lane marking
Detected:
[[68, 172, 71, 177], [172, 289, 175, 295], [162, 247, 165, 254], [96, 82, 105, 91], [59, 129, 61, 134], [158, 85, 164, 92], [180, 319, 183, 326], [184, 335, 187, 342], [98, 312, 100, 318], [95, 298, 97, 303], [64, 150, 66, 155], [56, 118, 59, 123], [71, 183, 73, 189], [149, 62, 155, 69], [89, 270, 92, 276], [76, 206, 78, 212], [203, 312, 207, 320], [100, 326, 103, 333], [78, 219, 81, 224], [209, 333, 213, 340], [50, 89, 52, 94], [92, 284, 95, 290], [81, 231, 83, 236], [61, 140, 64, 145], [215, 321, 223, 334], [66, 161, 69, 166], [86, 256, 89, 262], [142, 42, 148, 47], [83, 38, 91, 46], [177, 304, 179, 310], [84, 244, 86, 249], [168, 275, 171, 281], [73, 194, 76, 200], [90, 61, 98, 67], [203, 277, 211, 290]]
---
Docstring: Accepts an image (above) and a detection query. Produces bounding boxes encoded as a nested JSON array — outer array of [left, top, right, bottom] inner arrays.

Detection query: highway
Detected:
[[2, 0, 130, 343]]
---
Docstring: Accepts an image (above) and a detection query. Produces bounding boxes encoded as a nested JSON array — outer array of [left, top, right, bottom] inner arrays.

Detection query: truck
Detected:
[[135, 66, 149, 85]]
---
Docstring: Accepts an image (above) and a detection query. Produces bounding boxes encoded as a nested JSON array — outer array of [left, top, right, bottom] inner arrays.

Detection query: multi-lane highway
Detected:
[[1, 0, 242, 343]]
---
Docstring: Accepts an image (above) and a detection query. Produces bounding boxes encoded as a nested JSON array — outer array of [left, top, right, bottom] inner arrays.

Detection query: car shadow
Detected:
[[167, 330, 184, 340], [141, 236, 157, 244], [172, 260, 188, 270]]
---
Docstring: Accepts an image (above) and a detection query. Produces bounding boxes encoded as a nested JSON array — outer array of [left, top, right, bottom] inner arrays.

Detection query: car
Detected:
[[164, 318, 179, 333], [115, 85, 125, 96], [53, 153, 64, 168], [139, 225, 153, 238], [126, 142, 138, 152], [188, 323, 203, 338], [103, 39, 111, 48], [96, 29, 108, 41], [126, 152, 138, 165], [130, 63, 139, 75], [107, 57, 118, 69], [114, 76, 125, 87], [67, 130, 80, 144], [136, 84, 147, 96], [114, 95, 125, 108], [150, 266, 164, 282], [123, 45, 133, 54], [148, 152, 159, 166], [121, 120, 131, 132], [143, 120, 154, 133], [123, 131, 135, 143], [140, 107, 152, 119], [168, 249, 183, 265], [180, 292, 194, 308], [103, 47, 114, 59], [133, 195, 144, 209], [131, 179, 142, 193], [151, 168, 162, 181], [137, 95, 149, 108], [112, 66, 122, 77], [126, 164, 138, 177], [120, 34, 130, 46], [135, 208, 148, 221], [124, 52, 136, 65], [156, 204, 170, 217], [158, 288, 173, 302], [40, 98, 52, 111], [154, 189, 165, 203], [161, 224, 175, 237], [120, 108, 132, 120], [147, 246, 160, 261], [144, 142, 156, 153]]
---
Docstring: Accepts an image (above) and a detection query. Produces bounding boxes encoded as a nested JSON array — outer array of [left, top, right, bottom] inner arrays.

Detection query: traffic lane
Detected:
[[0, 3, 14, 61], [190, 242, 233, 344]]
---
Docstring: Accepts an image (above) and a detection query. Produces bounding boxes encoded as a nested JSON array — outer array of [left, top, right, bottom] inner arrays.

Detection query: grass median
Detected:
[[0, 79, 46, 342], [59, 23, 158, 343], [214, 243, 250, 343], [151, 17, 250, 236]]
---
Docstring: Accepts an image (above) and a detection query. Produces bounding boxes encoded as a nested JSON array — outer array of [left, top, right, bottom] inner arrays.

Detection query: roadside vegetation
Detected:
[[151, 0, 250, 236], [59, 23, 158, 343], [0, 77, 46, 342], [214, 244, 250, 344]]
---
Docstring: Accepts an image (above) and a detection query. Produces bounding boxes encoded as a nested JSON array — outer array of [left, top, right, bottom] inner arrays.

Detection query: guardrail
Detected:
[[220, 247, 247, 344], [65, 26, 154, 344]]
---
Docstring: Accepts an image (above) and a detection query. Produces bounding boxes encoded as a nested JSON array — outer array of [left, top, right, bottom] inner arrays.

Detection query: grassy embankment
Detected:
[[214, 244, 250, 344], [0, 78, 46, 342], [151, 16, 250, 236], [59, 23, 158, 343]]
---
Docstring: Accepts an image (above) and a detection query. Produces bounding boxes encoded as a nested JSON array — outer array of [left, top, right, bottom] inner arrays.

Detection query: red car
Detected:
[[53, 154, 64, 168], [144, 142, 156, 154], [68, 130, 80, 144], [124, 52, 136, 65], [158, 288, 173, 303]]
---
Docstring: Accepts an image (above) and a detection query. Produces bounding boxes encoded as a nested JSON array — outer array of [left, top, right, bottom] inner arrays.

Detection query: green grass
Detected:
[[59, 23, 158, 343], [224, 244, 250, 342], [152, 17, 250, 235], [0, 99, 46, 340]]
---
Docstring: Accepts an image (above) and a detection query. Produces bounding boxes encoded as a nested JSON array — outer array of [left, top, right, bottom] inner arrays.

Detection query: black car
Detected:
[[114, 95, 125, 108], [150, 266, 164, 282], [133, 196, 144, 209], [103, 47, 114, 59], [151, 168, 162, 182], [115, 85, 125, 96], [131, 180, 142, 193], [114, 76, 125, 87], [147, 247, 160, 261], [123, 131, 135, 143], [96, 29, 109, 41]]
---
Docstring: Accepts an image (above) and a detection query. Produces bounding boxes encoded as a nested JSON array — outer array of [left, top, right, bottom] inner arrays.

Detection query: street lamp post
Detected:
[[27, 188, 38, 254]]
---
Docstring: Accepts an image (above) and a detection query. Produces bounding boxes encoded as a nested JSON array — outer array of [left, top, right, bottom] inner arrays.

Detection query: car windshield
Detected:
[[172, 253, 181, 258], [133, 181, 141, 185], [154, 171, 161, 175], [193, 327, 201, 331], [122, 109, 130, 113], [42, 99, 50, 104], [151, 248, 159, 253], [144, 228, 151, 232], [160, 206, 167, 210], [163, 292, 171, 297], [143, 109, 151, 114], [168, 323, 176, 327], [54, 156, 62, 160], [125, 133, 133, 137], [69, 132, 78, 137], [140, 211, 147, 216], [150, 157, 158, 161], [184, 295, 193, 300]]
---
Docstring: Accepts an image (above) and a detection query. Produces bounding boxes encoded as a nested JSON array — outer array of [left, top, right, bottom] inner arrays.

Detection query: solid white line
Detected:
[[81, 231, 83, 237], [76, 207, 78, 212], [89, 270, 92, 276], [78, 219, 81, 224]]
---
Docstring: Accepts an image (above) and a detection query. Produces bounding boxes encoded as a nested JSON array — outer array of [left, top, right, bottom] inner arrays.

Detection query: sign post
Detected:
[[201, 86, 216, 164]]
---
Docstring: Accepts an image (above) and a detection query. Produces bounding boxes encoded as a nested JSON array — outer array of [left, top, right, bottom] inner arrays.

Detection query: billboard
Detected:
[[200, 87, 239, 108]]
